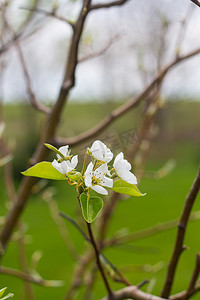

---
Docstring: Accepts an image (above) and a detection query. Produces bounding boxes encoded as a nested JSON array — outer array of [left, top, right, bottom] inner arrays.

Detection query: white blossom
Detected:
[[52, 155, 78, 175], [84, 162, 113, 195], [113, 152, 137, 185], [57, 145, 71, 160], [88, 140, 113, 163]]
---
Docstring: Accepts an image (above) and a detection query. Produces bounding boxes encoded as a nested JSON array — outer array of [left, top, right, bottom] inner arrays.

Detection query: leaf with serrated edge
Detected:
[[110, 180, 145, 197], [44, 143, 66, 159], [21, 162, 66, 180], [80, 193, 103, 223]]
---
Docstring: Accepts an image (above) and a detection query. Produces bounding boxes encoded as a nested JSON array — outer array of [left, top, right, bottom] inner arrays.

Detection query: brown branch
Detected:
[[170, 284, 200, 300], [15, 40, 51, 114], [86, 222, 113, 298], [161, 166, 200, 298], [184, 253, 200, 299], [190, 0, 200, 8], [0, 266, 61, 287], [103, 210, 200, 248], [89, 0, 130, 11], [101, 285, 167, 300], [0, 0, 40, 56], [55, 45, 200, 147], [0, 0, 92, 257], [79, 34, 122, 63], [20, 6, 75, 29]]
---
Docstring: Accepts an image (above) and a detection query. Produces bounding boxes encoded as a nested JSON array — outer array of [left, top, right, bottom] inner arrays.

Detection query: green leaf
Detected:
[[1, 293, 14, 300], [80, 193, 103, 223], [21, 162, 66, 180], [44, 143, 66, 160], [110, 180, 145, 197], [0, 288, 7, 298]]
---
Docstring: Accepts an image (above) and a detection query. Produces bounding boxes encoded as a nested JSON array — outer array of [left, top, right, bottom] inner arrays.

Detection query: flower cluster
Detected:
[[52, 140, 137, 196]]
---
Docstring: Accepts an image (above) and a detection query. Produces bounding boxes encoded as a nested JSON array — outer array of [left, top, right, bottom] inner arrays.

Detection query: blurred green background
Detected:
[[0, 100, 200, 299]]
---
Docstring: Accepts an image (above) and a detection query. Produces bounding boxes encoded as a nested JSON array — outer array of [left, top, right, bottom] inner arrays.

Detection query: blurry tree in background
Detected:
[[0, 0, 200, 300]]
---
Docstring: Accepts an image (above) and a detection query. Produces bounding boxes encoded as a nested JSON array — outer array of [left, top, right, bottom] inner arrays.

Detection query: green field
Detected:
[[0, 101, 200, 299]]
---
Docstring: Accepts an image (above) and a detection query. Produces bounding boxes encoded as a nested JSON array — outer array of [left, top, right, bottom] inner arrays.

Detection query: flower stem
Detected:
[[81, 153, 88, 175], [86, 222, 113, 298]]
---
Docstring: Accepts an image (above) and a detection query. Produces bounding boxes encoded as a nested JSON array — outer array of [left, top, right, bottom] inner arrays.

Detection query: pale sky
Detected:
[[2, 0, 200, 103]]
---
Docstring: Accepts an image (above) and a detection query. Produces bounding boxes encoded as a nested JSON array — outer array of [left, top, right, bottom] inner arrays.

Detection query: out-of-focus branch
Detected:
[[0, 266, 63, 287], [170, 284, 200, 300], [161, 166, 200, 298], [103, 210, 200, 248], [0, 0, 92, 257], [79, 34, 122, 63], [191, 0, 200, 8], [15, 40, 51, 114], [55, 45, 200, 147], [89, 0, 130, 11], [0, 0, 40, 56], [1, 4, 50, 115], [101, 285, 166, 300], [20, 6, 75, 29]]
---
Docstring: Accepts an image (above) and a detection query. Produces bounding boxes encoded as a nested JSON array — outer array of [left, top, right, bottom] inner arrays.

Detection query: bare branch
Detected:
[[170, 284, 200, 300], [103, 210, 200, 248], [101, 285, 166, 300], [55, 45, 200, 147], [190, 0, 200, 8], [184, 253, 200, 299], [15, 40, 51, 114], [161, 166, 200, 298], [89, 0, 130, 11], [79, 34, 123, 63], [86, 222, 113, 297], [20, 6, 75, 29], [59, 211, 90, 243], [0, 266, 63, 287], [0, 0, 92, 257]]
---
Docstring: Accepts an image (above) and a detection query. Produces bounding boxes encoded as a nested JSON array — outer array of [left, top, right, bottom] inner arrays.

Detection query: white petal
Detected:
[[60, 161, 70, 174], [118, 169, 137, 185], [56, 145, 70, 159], [113, 152, 123, 169], [84, 162, 93, 187], [89, 140, 113, 162], [101, 177, 113, 188], [94, 163, 108, 179], [52, 160, 67, 174], [92, 185, 108, 195], [85, 174, 92, 187], [85, 162, 94, 176], [70, 155, 78, 169], [114, 152, 132, 173]]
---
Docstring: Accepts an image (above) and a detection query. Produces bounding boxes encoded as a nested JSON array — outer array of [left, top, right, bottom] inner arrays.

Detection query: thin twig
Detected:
[[161, 166, 200, 298], [15, 40, 51, 114], [59, 211, 90, 243], [20, 6, 75, 29], [44, 198, 78, 260], [79, 34, 123, 63], [170, 283, 200, 300], [86, 222, 113, 298], [184, 253, 200, 299], [103, 210, 200, 248], [0, 266, 62, 287], [0, 0, 92, 256], [55, 44, 200, 148]]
